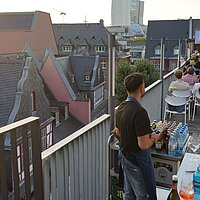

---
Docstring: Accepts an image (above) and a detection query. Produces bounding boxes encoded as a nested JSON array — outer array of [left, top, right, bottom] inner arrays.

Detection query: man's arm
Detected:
[[137, 132, 159, 150]]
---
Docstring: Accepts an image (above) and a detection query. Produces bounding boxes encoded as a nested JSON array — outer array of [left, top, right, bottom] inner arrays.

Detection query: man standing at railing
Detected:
[[115, 72, 159, 200]]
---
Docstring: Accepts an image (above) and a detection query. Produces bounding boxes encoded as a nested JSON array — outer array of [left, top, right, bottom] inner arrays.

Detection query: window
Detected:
[[55, 110, 60, 126], [71, 75, 75, 83], [154, 61, 160, 70], [62, 45, 72, 52], [170, 62, 177, 70], [101, 61, 106, 69], [173, 46, 179, 55], [41, 123, 53, 151], [85, 75, 90, 81], [64, 105, 69, 120], [17, 144, 24, 182], [94, 86, 104, 107], [31, 91, 36, 112], [155, 46, 161, 55], [17, 136, 33, 183], [95, 46, 105, 52]]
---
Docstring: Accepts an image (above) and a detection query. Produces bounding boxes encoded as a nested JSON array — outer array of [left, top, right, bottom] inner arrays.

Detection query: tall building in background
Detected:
[[111, 0, 144, 26], [130, 0, 144, 25], [111, 0, 130, 26]]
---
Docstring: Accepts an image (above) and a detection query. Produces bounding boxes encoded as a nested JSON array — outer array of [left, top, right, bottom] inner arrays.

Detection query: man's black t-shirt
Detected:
[[116, 100, 152, 164]]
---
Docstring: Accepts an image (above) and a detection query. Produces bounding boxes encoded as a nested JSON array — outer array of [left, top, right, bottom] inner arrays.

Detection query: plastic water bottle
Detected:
[[193, 164, 200, 200], [177, 129, 184, 157], [168, 134, 177, 156]]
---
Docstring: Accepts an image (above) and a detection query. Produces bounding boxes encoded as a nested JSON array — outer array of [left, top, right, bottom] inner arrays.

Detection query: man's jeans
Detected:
[[118, 150, 149, 200]]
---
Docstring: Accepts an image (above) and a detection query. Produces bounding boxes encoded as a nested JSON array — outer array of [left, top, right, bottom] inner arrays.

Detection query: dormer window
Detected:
[[95, 46, 105, 52], [62, 45, 72, 52], [85, 75, 90, 81], [59, 36, 64, 40], [71, 75, 75, 83], [155, 45, 161, 55], [75, 36, 79, 40], [78, 46, 89, 51], [173, 46, 179, 55]]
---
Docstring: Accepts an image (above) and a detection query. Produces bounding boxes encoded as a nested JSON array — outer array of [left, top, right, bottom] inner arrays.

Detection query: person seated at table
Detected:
[[168, 69, 190, 112], [192, 83, 200, 103], [182, 66, 199, 89], [168, 69, 190, 94]]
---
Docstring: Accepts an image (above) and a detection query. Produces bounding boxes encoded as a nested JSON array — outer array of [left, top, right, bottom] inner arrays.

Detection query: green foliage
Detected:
[[116, 60, 134, 103], [127, 38, 146, 43], [116, 59, 159, 103], [133, 59, 160, 87]]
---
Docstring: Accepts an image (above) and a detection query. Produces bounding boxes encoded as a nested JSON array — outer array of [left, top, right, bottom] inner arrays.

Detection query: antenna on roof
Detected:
[[84, 16, 88, 23], [53, 8, 66, 23]]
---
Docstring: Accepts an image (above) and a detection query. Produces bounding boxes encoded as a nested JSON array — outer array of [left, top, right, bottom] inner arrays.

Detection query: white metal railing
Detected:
[[0, 117, 43, 200], [42, 114, 111, 200]]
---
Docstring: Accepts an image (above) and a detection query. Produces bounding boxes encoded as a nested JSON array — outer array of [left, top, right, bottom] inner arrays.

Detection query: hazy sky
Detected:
[[0, 0, 199, 25]]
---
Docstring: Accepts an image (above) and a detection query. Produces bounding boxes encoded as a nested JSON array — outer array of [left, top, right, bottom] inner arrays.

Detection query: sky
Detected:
[[0, 0, 200, 26]]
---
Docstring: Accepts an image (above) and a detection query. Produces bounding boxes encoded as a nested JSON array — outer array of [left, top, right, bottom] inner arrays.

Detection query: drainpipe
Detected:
[[108, 34, 116, 130], [177, 38, 182, 68], [189, 17, 194, 54], [160, 38, 165, 120]]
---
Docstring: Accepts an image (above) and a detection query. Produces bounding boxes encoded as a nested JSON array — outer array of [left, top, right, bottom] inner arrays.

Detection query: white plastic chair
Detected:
[[164, 95, 190, 123], [172, 89, 192, 118], [172, 89, 191, 98], [192, 83, 200, 121]]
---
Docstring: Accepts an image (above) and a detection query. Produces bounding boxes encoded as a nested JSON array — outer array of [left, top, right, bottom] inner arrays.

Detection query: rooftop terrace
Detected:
[[0, 63, 200, 200]]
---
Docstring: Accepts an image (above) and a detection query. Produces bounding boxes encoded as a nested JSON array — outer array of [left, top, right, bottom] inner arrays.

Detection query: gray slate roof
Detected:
[[145, 19, 200, 59], [0, 57, 25, 127], [145, 19, 188, 59], [69, 55, 102, 90], [53, 23, 110, 56], [0, 12, 35, 30]]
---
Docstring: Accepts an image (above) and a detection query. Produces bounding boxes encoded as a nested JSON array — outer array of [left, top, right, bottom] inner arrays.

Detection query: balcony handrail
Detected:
[[42, 114, 110, 159], [0, 116, 39, 134]]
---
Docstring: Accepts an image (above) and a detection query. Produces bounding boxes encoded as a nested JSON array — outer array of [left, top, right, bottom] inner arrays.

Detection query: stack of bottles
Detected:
[[168, 122, 189, 157], [151, 120, 189, 157]]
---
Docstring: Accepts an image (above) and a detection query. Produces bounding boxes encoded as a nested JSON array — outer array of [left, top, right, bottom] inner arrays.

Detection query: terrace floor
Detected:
[[165, 104, 200, 134]]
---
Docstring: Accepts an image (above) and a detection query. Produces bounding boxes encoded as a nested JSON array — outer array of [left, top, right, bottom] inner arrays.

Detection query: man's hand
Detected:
[[151, 132, 160, 142], [112, 127, 121, 140]]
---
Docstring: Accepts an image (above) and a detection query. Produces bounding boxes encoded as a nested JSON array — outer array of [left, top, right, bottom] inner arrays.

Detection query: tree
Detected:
[[116, 59, 159, 103], [116, 60, 134, 103], [133, 59, 159, 87]]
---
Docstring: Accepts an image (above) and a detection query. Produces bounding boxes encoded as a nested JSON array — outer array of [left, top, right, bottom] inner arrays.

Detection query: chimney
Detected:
[[99, 19, 104, 25]]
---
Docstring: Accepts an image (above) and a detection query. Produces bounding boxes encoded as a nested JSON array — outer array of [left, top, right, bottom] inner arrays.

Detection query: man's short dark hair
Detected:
[[124, 72, 144, 93]]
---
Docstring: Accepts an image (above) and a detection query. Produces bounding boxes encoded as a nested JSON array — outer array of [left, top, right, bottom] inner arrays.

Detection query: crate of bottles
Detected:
[[111, 176, 124, 200]]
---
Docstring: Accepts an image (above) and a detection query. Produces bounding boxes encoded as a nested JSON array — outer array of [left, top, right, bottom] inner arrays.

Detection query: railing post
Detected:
[[11, 129, 20, 200], [177, 38, 182, 68], [31, 118, 44, 200], [160, 37, 165, 120], [0, 134, 8, 200], [108, 34, 116, 130]]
